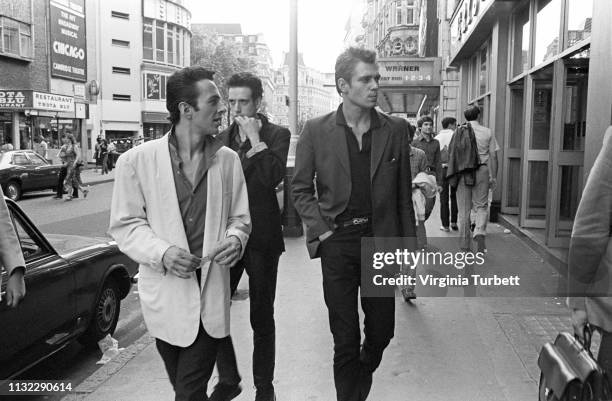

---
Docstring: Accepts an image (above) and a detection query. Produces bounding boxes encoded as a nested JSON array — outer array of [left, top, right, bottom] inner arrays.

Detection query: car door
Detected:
[[10, 152, 34, 191], [0, 203, 76, 378], [26, 152, 60, 190]]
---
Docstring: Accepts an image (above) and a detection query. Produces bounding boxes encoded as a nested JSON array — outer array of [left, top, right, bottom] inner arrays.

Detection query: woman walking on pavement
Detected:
[[61, 134, 89, 200]]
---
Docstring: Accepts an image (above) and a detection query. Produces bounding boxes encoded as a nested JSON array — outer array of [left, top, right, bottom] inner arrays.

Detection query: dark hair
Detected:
[[166, 66, 215, 125], [335, 47, 377, 95], [464, 105, 481, 121], [406, 121, 416, 142], [441, 117, 457, 129], [420, 116, 434, 125], [227, 72, 263, 101]]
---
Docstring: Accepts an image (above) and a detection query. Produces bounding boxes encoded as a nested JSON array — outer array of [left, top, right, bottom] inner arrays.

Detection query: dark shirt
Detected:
[[335, 107, 380, 222], [413, 134, 442, 185], [168, 130, 221, 265]]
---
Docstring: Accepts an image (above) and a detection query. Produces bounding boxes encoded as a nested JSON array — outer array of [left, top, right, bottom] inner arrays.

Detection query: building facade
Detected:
[[89, 0, 191, 155], [446, 0, 609, 250], [269, 53, 340, 129], [361, 0, 442, 122], [0, 0, 89, 159]]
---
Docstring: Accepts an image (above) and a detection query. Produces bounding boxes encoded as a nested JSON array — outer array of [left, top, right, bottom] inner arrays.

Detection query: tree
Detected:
[[190, 31, 257, 114]]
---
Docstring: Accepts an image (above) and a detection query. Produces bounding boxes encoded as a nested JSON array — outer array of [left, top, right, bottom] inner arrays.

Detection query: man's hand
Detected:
[[571, 308, 588, 341], [162, 246, 202, 279], [489, 177, 497, 191], [235, 116, 262, 145], [212, 236, 242, 268], [5, 267, 25, 307]]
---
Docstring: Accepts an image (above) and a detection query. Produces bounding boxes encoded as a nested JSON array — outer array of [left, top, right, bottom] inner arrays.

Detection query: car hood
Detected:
[[44, 233, 114, 254]]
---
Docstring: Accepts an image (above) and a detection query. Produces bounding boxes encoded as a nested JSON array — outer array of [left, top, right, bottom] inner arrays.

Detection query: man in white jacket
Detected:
[[109, 66, 251, 401]]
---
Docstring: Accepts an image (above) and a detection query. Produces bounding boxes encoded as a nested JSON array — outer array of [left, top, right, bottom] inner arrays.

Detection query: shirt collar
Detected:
[[335, 103, 381, 130], [168, 126, 222, 165]]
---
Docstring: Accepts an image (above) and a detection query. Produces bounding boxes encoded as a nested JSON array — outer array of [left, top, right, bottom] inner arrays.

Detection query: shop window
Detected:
[[534, 0, 561, 66], [176, 29, 182, 66], [406, 0, 416, 25], [143, 19, 153, 60], [512, 5, 530, 77], [479, 45, 488, 95], [562, 53, 589, 151], [566, 0, 592, 49], [531, 68, 554, 150], [0, 16, 32, 59], [509, 82, 524, 149]]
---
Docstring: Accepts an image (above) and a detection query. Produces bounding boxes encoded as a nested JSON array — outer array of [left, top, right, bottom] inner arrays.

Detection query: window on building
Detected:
[[479, 45, 488, 95], [112, 66, 130, 74], [167, 27, 174, 64], [113, 94, 131, 101], [111, 11, 129, 20], [144, 73, 167, 100], [396, 0, 403, 24], [176, 30, 182, 66], [406, 0, 416, 25], [0, 16, 31, 58], [112, 39, 130, 47], [512, 5, 530, 77], [534, 0, 561, 66], [155, 21, 165, 62], [566, 0, 592, 49], [143, 19, 153, 60]]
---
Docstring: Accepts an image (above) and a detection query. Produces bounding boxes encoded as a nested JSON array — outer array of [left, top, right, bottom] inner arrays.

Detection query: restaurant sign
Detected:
[[0, 90, 74, 113], [378, 58, 442, 86]]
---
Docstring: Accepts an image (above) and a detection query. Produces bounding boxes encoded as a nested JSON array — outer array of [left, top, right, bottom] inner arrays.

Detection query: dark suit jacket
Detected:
[[292, 106, 417, 259], [218, 115, 290, 254]]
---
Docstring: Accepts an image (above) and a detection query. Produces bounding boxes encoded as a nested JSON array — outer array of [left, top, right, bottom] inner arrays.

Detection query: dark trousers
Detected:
[[216, 247, 280, 390], [155, 323, 220, 401], [319, 224, 395, 401], [55, 166, 77, 198], [440, 168, 458, 227]]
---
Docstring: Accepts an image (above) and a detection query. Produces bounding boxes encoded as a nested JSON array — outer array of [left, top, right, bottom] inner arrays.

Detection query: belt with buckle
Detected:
[[340, 216, 371, 228]]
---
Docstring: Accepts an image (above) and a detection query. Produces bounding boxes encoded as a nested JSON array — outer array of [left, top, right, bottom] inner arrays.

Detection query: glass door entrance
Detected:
[[545, 51, 588, 246], [520, 66, 554, 228]]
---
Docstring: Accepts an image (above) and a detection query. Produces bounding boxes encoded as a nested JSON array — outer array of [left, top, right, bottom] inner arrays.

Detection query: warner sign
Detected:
[[49, 0, 87, 82]]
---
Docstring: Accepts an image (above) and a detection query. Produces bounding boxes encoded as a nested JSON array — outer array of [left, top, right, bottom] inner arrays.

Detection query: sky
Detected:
[[186, 0, 359, 73]]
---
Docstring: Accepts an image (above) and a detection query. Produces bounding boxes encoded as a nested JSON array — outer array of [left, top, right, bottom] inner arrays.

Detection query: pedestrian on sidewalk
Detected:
[[53, 135, 78, 200], [568, 125, 612, 376], [94, 137, 102, 173], [448, 105, 499, 253], [436, 117, 458, 232], [412, 115, 442, 222], [109, 66, 251, 401], [61, 133, 86, 201], [212, 72, 290, 401], [292, 47, 417, 401], [100, 139, 109, 175]]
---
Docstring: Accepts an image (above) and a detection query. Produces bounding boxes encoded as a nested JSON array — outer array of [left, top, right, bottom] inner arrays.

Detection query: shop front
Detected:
[[142, 111, 171, 141], [448, 0, 609, 250], [376, 57, 442, 122], [0, 90, 84, 159]]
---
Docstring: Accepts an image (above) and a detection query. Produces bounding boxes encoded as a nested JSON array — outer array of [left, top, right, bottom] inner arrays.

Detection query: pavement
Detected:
[[79, 167, 115, 187], [58, 191, 576, 401]]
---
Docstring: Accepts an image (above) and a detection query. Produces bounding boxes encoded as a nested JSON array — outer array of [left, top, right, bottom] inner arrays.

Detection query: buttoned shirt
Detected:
[[409, 145, 428, 181], [335, 106, 380, 222], [168, 131, 221, 260]]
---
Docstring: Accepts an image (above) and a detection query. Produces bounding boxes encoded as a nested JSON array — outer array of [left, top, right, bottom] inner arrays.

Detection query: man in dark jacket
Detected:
[[212, 72, 290, 401], [292, 47, 417, 401]]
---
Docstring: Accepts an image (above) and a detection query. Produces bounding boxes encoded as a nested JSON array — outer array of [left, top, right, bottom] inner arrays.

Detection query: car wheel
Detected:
[[79, 279, 121, 347], [5, 181, 21, 201]]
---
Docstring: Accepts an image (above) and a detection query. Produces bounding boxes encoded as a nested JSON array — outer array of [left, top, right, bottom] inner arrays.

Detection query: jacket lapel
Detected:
[[370, 114, 390, 180], [155, 134, 189, 250], [330, 116, 350, 177]]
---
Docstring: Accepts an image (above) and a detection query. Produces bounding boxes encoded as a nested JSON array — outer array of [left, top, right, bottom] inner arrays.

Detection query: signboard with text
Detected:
[[450, 0, 495, 57], [378, 58, 442, 87], [0, 91, 33, 109], [50, 0, 87, 82]]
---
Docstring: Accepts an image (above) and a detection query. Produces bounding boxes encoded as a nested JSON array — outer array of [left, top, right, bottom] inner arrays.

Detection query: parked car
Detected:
[[0, 198, 138, 380], [0, 150, 62, 201]]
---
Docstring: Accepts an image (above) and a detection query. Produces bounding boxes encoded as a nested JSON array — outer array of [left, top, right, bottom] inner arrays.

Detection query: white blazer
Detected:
[[0, 192, 26, 303], [108, 134, 251, 346]]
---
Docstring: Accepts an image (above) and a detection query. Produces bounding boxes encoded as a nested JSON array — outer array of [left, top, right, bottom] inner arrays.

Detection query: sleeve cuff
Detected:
[[246, 142, 268, 158]]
